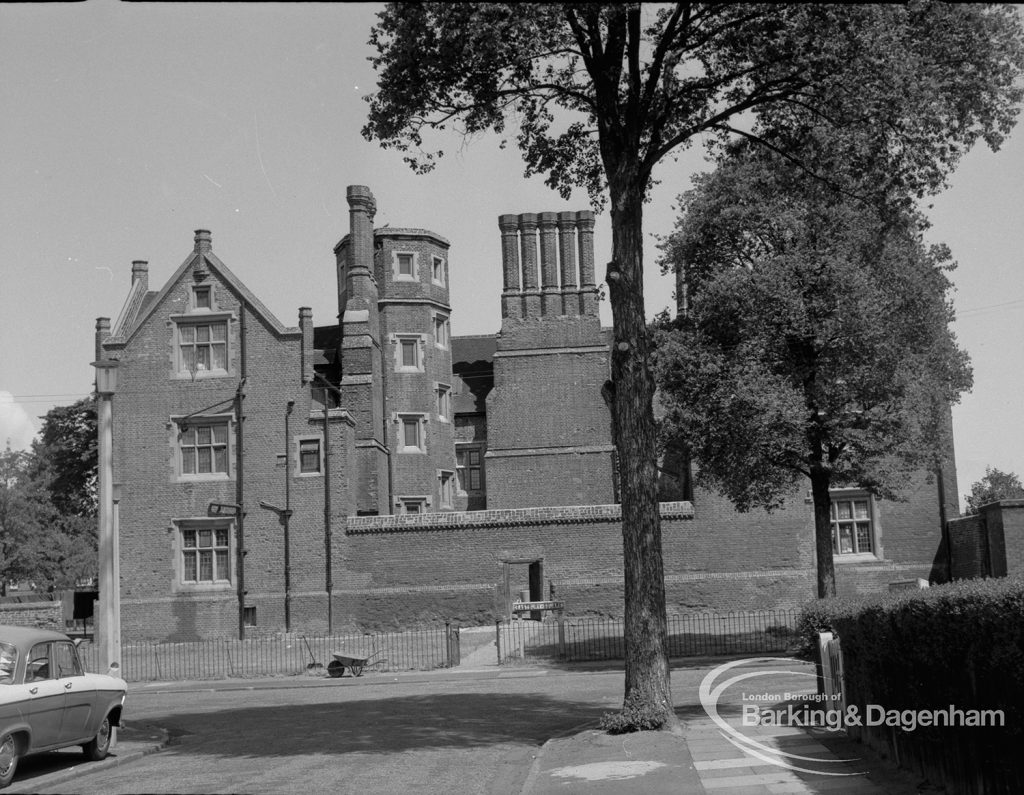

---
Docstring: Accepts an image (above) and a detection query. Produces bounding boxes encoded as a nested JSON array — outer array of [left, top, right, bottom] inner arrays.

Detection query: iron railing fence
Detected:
[[77, 625, 459, 682], [497, 609, 801, 665]]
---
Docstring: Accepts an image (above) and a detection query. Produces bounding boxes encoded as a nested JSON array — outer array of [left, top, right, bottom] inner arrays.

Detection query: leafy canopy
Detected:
[[365, 3, 1024, 206], [0, 397, 98, 591], [654, 143, 973, 511], [32, 396, 97, 518], [965, 467, 1024, 515]]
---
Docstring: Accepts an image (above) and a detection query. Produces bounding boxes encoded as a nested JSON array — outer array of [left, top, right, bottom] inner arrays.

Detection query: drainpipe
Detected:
[[322, 386, 333, 635], [235, 301, 248, 640], [284, 400, 294, 631], [936, 464, 952, 583]]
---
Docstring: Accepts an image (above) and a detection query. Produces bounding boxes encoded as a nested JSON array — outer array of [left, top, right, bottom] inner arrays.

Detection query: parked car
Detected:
[[0, 626, 125, 788]]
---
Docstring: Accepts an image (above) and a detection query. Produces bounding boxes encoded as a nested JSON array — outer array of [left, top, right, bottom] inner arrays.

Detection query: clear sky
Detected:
[[2, 1, 1022, 508]]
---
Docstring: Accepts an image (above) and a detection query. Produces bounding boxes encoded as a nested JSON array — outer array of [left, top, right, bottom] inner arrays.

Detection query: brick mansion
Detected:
[[96, 185, 960, 641]]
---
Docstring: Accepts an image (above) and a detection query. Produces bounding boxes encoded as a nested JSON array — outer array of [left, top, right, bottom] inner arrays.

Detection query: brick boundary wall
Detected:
[[331, 501, 937, 630], [344, 501, 695, 534], [0, 600, 63, 630]]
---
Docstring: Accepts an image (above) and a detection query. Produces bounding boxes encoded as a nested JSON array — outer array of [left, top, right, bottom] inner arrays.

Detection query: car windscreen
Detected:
[[0, 642, 17, 684]]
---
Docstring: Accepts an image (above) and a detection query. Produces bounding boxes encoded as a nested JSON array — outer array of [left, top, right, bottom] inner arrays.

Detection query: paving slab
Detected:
[[522, 728, 705, 794]]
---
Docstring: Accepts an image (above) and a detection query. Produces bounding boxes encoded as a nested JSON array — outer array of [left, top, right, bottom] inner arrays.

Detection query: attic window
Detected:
[[193, 286, 212, 310]]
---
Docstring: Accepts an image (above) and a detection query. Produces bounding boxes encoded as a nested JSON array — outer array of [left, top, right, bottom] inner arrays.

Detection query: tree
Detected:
[[0, 445, 95, 593], [0, 399, 99, 594], [966, 467, 1024, 515], [0, 446, 47, 594], [32, 396, 97, 518], [653, 143, 973, 598], [363, 2, 1024, 726]]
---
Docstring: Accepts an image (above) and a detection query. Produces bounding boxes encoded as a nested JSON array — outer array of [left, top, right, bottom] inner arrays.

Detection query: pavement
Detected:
[[8, 662, 938, 795], [520, 717, 934, 794]]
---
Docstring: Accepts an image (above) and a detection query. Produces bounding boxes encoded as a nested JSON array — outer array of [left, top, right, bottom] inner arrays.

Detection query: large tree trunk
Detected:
[[810, 466, 837, 598], [606, 176, 676, 727]]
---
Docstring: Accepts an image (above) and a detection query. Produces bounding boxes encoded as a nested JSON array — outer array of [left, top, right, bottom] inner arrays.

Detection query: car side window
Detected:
[[0, 643, 17, 685], [53, 642, 83, 678], [26, 643, 51, 683]]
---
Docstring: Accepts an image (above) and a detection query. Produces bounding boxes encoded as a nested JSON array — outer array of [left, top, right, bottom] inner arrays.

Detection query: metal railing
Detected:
[[497, 609, 800, 664], [77, 624, 459, 682]]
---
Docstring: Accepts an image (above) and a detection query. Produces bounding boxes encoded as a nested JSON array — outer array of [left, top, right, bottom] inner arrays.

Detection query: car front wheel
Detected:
[[82, 715, 112, 761], [0, 732, 18, 788]]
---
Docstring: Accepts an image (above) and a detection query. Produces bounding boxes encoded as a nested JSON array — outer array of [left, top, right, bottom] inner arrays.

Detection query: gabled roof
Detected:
[[105, 236, 300, 347]]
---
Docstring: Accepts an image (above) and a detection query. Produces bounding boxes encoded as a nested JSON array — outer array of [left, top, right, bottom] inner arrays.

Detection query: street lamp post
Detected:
[[92, 359, 121, 677]]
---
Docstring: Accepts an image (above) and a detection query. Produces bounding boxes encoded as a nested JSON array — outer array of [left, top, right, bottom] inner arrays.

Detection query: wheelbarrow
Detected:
[[327, 643, 386, 678]]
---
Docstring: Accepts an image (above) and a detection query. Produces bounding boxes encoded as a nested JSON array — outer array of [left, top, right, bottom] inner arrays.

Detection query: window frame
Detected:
[[438, 470, 455, 509], [397, 497, 429, 515], [435, 382, 452, 422], [172, 312, 232, 379], [456, 444, 485, 493], [191, 284, 214, 311], [392, 250, 418, 281], [830, 490, 880, 560], [173, 518, 235, 592], [433, 313, 450, 349], [431, 255, 447, 286], [173, 414, 233, 481], [397, 413, 427, 453], [295, 435, 323, 476], [393, 334, 425, 373]]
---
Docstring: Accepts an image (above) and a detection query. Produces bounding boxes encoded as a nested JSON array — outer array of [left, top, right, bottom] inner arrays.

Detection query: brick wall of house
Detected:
[[103, 234, 356, 641]]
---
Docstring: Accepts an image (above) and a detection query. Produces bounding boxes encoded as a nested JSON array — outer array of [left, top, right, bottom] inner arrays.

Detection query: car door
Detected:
[[54, 641, 94, 743], [24, 642, 65, 750]]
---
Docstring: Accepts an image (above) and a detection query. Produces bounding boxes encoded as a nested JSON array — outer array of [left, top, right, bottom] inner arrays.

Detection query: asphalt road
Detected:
[[13, 665, 645, 795]]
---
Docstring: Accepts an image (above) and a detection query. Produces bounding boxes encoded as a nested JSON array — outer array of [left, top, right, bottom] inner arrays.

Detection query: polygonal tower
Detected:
[[375, 224, 457, 514]]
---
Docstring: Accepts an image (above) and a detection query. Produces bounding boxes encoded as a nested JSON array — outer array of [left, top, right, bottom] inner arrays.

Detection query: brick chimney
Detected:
[[131, 260, 148, 292], [95, 317, 110, 362], [193, 230, 211, 280], [299, 307, 314, 385]]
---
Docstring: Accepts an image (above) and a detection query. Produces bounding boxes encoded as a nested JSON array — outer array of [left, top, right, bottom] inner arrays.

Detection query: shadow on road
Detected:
[[149, 691, 610, 758]]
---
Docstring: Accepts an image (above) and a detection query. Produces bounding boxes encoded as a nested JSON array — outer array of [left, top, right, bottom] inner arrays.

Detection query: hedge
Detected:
[[797, 577, 1024, 794]]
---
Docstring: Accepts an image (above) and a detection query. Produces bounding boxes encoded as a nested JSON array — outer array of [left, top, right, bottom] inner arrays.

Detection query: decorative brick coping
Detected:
[[345, 501, 694, 535]]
